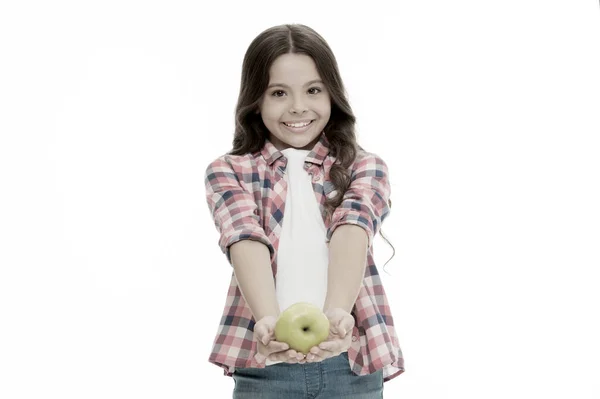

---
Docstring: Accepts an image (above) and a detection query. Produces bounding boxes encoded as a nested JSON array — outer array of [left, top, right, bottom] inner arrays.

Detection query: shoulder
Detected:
[[354, 148, 387, 163], [204, 152, 259, 178], [349, 148, 389, 177]]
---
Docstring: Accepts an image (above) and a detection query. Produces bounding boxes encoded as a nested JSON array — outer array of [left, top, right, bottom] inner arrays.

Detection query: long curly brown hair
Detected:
[[229, 24, 395, 271]]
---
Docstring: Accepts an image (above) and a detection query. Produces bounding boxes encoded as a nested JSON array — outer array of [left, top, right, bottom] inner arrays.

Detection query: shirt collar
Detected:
[[258, 132, 330, 166]]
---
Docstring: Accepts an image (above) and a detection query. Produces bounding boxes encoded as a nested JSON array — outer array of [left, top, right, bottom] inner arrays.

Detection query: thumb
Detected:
[[334, 316, 354, 337], [257, 324, 274, 346], [341, 314, 356, 337], [261, 333, 271, 346], [330, 320, 345, 336]]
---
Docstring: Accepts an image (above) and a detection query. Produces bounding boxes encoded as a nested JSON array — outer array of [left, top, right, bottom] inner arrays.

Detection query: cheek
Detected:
[[318, 104, 332, 121], [261, 100, 285, 120], [317, 98, 332, 118]]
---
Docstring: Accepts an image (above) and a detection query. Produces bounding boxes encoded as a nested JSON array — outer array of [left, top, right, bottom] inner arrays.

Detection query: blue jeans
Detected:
[[232, 352, 384, 398]]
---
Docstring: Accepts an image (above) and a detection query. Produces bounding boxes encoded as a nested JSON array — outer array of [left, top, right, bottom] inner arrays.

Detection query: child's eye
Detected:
[[271, 90, 286, 97], [308, 87, 322, 95]]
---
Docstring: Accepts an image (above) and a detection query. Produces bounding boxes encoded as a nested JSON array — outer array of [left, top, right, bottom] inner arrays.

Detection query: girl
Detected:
[[204, 24, 404, 398]]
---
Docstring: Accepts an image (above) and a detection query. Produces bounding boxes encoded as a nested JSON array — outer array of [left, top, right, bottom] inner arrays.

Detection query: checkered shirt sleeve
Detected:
[[326, 152, 391, 248], [204, 156, 275, 265]]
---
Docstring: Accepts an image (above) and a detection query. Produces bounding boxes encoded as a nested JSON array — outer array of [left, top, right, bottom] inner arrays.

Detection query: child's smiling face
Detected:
[[259, 53, 331, 151]]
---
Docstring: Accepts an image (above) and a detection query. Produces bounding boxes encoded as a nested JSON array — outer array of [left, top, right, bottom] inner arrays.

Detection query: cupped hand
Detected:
[[305, 308, 355, 363], [253, 315, 307, 365]]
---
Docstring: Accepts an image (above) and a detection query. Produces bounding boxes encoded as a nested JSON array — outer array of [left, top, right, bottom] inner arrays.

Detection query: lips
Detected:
[[281, 120, 314, 134], [282, 120, 313, 128]]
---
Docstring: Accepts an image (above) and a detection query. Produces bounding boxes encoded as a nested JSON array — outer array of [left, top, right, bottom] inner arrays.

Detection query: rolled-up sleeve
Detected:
[[204, 157, 275, 265], [325, 152, 391, 249]]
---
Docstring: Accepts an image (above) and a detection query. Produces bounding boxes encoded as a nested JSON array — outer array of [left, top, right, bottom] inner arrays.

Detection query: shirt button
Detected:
[[352, 335, 358, 342]]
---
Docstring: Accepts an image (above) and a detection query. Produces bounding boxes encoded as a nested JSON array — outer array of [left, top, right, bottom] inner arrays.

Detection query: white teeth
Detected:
[[284, 121, 311, 128]]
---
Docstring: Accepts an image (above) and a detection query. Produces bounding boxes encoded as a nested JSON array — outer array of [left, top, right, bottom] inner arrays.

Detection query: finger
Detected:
[[305, 353, 317, 362], [306, 351, 330, 363], [264, 328, 277, 346], [285, 350, 306, 364], [330, 320, 346, 336], [254, 352, 267, 364], [333, 324, 346, 337], [318, 341, 334, 352], [266, 340, 289, 353], [316, 336, 336, 350], [318, 334, 352, 353], [340, 316, 355, 336], [275, 349, 304, 363], [283, 357, 300, 364], [334, 316, 354, 337], [286, 349, 305, 361], [268, 349, 299, 363], [255, 326, 272, 346], [306, 346, 331, 362]]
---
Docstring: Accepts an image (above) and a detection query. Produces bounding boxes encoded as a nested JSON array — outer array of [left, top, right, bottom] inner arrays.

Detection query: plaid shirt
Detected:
[[204, 132, 405, 382]]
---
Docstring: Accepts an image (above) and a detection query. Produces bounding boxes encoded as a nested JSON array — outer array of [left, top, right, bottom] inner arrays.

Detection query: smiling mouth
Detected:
[[282, 120, 314, 128]]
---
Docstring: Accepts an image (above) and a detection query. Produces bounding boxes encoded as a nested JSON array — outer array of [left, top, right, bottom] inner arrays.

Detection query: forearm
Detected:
[[323, 225, 369, 313], [229, 239, 280, 320]]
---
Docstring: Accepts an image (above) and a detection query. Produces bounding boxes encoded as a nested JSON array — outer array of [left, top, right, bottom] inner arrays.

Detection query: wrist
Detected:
[[323, 299, 353, 314], [254, 308, 280, 321]]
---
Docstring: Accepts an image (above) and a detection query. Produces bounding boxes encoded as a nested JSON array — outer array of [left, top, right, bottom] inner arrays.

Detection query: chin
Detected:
[[290, 140, 317, 150], [281, 133, 321, 150]]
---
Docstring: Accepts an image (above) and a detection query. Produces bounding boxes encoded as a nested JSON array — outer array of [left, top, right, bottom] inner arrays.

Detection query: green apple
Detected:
[[274, 302, 330, 355]]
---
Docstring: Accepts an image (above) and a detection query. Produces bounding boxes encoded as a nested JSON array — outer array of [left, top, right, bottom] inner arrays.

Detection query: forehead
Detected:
[[268, 53, 321, 83]]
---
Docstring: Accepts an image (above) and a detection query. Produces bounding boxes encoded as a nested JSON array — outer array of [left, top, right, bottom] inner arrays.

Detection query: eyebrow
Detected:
[[267, 79, 324, 89]]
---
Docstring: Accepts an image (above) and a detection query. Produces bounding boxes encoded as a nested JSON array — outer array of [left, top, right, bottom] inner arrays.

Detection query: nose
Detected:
[[289, 95, 307, 114]]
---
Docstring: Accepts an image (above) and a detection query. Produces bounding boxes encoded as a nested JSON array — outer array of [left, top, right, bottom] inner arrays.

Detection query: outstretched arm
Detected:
[[323, 224, 368, 314], [306, 153, 391, 363], [229, 239, 280, 321], [323, 151, 391, 314], [205, 158, 303, 363], [306, 225, 367, 363], [205, 157, 279, 319]]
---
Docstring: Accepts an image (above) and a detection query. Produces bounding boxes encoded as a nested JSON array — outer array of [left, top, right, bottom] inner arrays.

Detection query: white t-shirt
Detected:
[[266, 147, 329, 366]]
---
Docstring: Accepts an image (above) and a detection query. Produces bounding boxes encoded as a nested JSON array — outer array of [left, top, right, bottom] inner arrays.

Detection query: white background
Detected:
[[1, 0, 599, 398]]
